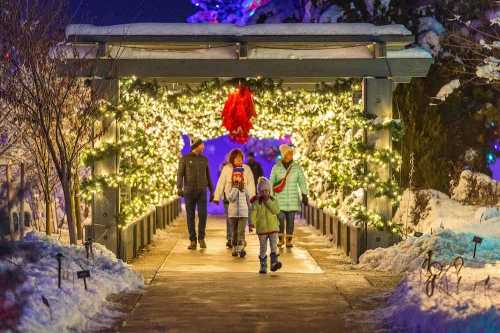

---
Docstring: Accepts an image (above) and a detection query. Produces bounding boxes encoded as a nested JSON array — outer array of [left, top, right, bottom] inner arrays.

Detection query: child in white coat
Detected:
[[226, 166, 253, 257]]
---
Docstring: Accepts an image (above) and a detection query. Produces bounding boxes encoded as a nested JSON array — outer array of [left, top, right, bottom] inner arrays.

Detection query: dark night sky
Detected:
[[68, 0, 197, 25]]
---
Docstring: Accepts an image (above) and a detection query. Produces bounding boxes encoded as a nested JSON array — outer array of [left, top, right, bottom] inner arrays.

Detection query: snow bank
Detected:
[[451, 170, 500, 205], [358, 230, 500, 274], [360, 229, 500, 332], [393, 187, 500, 238], [0, 232, 143, 332], [359, 182, 500, 332], [382, 262, 500, 333]]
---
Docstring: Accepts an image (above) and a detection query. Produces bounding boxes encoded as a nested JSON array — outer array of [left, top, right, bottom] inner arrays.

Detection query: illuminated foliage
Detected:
[[82, 77, 401, 231]]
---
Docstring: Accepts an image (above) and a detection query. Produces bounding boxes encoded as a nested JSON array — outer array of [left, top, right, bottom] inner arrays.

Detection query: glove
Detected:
[[178, 190, 184, 198], [301, 194, 308, 206], [209, 193, 215, 202]]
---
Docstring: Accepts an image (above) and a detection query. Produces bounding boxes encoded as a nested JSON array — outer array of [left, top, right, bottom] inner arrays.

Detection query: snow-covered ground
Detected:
[[359, 230, 500, 332], [393, 171, 500, 238], [358, 172, 500, 332], [0, 232, 143, 332]]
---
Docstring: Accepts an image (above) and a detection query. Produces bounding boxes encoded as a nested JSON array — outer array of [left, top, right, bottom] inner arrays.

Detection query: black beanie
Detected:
[[190, 138, 203, 151]]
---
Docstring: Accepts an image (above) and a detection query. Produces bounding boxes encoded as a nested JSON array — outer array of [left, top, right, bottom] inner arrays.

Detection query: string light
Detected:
[[81, 78, 402, 231]]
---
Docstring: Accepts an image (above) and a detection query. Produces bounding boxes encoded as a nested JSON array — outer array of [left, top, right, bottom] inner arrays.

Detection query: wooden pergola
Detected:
[[63, 23, 433, 259]]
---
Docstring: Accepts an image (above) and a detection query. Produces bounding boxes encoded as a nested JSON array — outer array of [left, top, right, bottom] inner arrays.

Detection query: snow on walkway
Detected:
[[0, 232, 143, 332]]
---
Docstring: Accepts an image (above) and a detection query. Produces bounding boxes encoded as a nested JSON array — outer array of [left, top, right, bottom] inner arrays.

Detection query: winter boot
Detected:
[[270, 252, 282, 272], [187, 240, 197, 250], [238, 241, 246, 258], [286, 235, 293, 248], [199, 239, 207, 249], [278, 235, 284, 248], [259, 256, 267, 274]]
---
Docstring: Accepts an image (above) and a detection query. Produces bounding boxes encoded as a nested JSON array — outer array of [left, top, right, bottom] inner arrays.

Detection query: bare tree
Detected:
[[445, 16, 500, 90], [0, 0, 106, 244], [22, 129, 59, 235], [0, 102, 20, 158]]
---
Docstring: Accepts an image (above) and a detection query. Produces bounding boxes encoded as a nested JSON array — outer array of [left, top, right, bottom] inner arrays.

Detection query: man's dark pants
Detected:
[[185, 190, 208, 241]]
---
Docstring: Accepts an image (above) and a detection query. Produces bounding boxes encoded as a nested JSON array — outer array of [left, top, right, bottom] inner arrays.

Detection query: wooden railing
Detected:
[[119, 198, 181, 261], [302, 203, 401, 263], [302, 203, 365, 263]]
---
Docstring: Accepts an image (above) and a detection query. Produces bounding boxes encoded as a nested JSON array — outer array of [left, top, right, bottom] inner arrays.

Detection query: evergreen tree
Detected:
[[188, 0, 500, 193]]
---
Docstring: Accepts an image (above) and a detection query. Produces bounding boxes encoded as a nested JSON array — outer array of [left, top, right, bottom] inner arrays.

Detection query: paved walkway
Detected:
[[115, 215, 400, 333]]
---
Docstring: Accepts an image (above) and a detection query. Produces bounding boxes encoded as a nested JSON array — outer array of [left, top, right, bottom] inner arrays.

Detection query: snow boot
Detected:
[[187, 240, 197, 250], [270, 252, 282, 272], [278, 235, 284, 248], [199, 239, 207, 249], [237, 241, 246, 258], [286, 235, 293, 248], [259, 256, 267, 274]]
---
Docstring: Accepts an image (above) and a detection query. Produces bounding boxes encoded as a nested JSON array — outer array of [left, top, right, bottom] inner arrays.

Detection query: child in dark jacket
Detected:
[[250, 177, 282, 274]]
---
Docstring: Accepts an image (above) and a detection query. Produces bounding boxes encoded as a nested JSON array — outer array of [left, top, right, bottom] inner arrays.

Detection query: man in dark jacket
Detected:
[[247, 152, 263, 187], [177, 138, 214, 250]]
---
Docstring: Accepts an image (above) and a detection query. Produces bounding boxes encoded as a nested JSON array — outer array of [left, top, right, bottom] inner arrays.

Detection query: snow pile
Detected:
[[359, 176, 500, 333], [0, 232, 143, 332], [393, 187, 500, 238], [358, 230, 500, 274], [451, 170, 500, 205], [359, 230, 500, 332]]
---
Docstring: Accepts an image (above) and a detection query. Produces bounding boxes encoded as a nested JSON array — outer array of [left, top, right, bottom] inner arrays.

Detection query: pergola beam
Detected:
[[61, 58, 432, 79]]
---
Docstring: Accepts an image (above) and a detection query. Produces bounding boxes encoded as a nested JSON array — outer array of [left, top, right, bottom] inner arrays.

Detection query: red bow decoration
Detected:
[[221, 85, 256, 144]]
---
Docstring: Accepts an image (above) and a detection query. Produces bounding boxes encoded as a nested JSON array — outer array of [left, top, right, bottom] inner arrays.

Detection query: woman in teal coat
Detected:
[[270, 144, 309, 248]]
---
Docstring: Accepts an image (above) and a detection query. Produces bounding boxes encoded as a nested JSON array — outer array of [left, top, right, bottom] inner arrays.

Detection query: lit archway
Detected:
[[82, 77, 401, 232]]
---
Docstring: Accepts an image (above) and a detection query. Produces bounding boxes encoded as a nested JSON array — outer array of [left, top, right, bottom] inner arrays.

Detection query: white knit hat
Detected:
[[257, 177, 271, 193], [279, 144, 293, 157]]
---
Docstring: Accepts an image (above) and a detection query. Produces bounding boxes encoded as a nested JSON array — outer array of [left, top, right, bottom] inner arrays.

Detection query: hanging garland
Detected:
[[81, 77, 402, 233]]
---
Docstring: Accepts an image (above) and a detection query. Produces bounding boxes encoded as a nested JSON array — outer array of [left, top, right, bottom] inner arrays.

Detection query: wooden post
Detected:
[[92, 79, 120, 256], [363, 78, 394, 249]]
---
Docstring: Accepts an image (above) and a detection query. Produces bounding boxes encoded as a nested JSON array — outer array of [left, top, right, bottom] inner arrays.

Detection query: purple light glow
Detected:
[[490, 159, 500, 180], [181, 134, 288, 214]]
